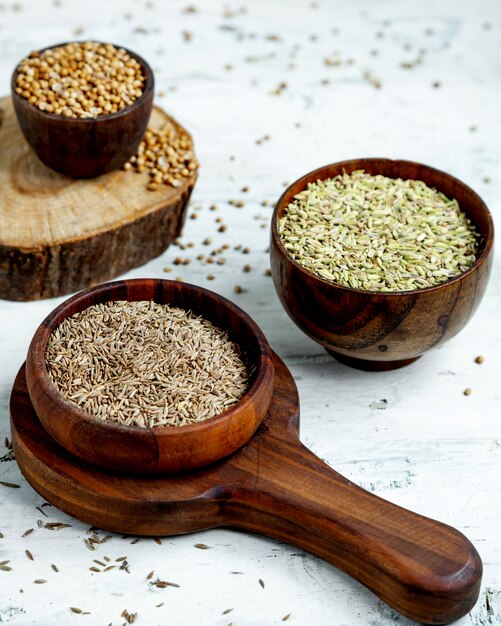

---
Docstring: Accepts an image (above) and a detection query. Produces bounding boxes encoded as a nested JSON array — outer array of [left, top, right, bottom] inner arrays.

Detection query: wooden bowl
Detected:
[[11, 42, 154, 178], [271, 158, 494, 371], [25, 279, 274, 474]]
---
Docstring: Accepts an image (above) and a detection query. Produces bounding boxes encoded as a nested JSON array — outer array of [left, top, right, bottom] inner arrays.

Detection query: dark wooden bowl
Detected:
[[25, 279, 274, 474], [11, 42, 154, 178], [271, 158, 494, 371]]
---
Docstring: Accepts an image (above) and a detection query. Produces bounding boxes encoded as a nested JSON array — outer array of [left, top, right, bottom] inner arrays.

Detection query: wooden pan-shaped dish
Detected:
[[25, 279, 275, 473], [271, 159, 494, 370], [12, 351, 481, 624]]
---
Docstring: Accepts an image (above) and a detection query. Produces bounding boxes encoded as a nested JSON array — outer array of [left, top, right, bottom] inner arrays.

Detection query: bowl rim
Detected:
[[28, 278, 274, 439], [271, 157, 494, 297], [10, 40, 154, 123]]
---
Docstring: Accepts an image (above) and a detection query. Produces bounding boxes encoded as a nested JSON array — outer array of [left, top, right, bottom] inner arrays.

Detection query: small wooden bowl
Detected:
[[271, 158, 494, 371], [25, 279, 274, 474], [11, 42, 154, 178]]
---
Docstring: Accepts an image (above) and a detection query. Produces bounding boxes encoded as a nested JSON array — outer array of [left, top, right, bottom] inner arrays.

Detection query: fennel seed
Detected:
[[278, 170, 479, 291]]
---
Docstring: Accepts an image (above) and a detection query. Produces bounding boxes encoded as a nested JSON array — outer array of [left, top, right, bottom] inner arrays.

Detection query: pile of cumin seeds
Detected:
[[45, 301, 249, 428], [278, 170, 480, 291]]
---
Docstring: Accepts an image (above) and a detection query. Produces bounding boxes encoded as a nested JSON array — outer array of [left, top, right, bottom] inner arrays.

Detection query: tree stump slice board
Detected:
[[0, 96, 197, 301], [11, 353, 481, 624]]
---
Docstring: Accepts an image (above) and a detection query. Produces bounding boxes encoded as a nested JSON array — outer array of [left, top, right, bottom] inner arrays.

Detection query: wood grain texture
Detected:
[[271, 159, 494, 370], [0, 97, 197, 301], [12, 352, 481, 624], [11, 43, 154, 178], [25, 278, 275, 473]]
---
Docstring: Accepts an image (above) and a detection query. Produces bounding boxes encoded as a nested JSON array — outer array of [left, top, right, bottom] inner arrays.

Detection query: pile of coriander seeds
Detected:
[[45, 301, 249, 428], [123, 121, 199, 191], [14, 42, 145, 118]]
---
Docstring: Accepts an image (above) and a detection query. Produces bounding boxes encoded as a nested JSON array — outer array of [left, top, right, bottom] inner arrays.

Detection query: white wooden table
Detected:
[[1, 0, 500, 624]]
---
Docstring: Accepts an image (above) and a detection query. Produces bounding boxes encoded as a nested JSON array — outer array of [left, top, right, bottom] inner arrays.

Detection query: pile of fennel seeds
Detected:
[[278, 170, 479, 291]]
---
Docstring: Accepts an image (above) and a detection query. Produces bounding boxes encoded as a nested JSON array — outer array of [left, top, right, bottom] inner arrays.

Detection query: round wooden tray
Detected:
[[0, 96, 197, 301], [11, 353, 481, 624]]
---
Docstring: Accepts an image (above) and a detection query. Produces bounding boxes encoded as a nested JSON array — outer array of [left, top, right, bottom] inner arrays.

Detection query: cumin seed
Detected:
[[45, 301, 249, 428], [0, 481, 20, 488]]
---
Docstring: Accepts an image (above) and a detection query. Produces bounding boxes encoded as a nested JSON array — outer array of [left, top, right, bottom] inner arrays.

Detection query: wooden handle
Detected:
[[226, 439, 482, 625]]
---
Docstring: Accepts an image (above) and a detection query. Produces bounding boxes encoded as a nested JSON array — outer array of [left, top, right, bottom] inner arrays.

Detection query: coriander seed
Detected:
[[15, 42, 145, 118]]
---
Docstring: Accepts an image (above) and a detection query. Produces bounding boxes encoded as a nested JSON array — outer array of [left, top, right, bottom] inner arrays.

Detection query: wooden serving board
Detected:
[[10, 354, 481, 624], [0, 96, 196, 301]]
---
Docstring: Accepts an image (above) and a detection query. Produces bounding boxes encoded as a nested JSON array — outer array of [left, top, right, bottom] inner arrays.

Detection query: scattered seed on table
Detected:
[[130, 539, 139, 545], [475, 355, 485, 364], [242, 247, 250, 254], [147, 570, 154, 580], [70, 607, 83, 614], [0, 532, 4, 538], [230, 571, 244, 574], [1, 481, 20, 488], [207, 274, 215, 281], [464, 388, 472, 396], [0, 565, 12, 571], [194, 543, 211, 549], [37, 520, 43, 528], [104, 556, 110, 562], [259, 578, 265, 588], [265, 269, 272, 277], [89, 567, 100, 573], [154, 537, 162, 545], [25, 549, 34, 561], [282, 613, 292, 621], [154, 579, 180, 588], [22, 528, 34, 537], [243, 265, 251, 273], [94, 559, 106, 566], [36, 506, 48, 517], [116, 556, 128, 562], [34, 579, 47, 584], [218, 225, 227, 232], [155, 603, 164, 608], [234, 285, 243, 294], [223, 608, 234, 615], [51, 564, 59, 572]]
